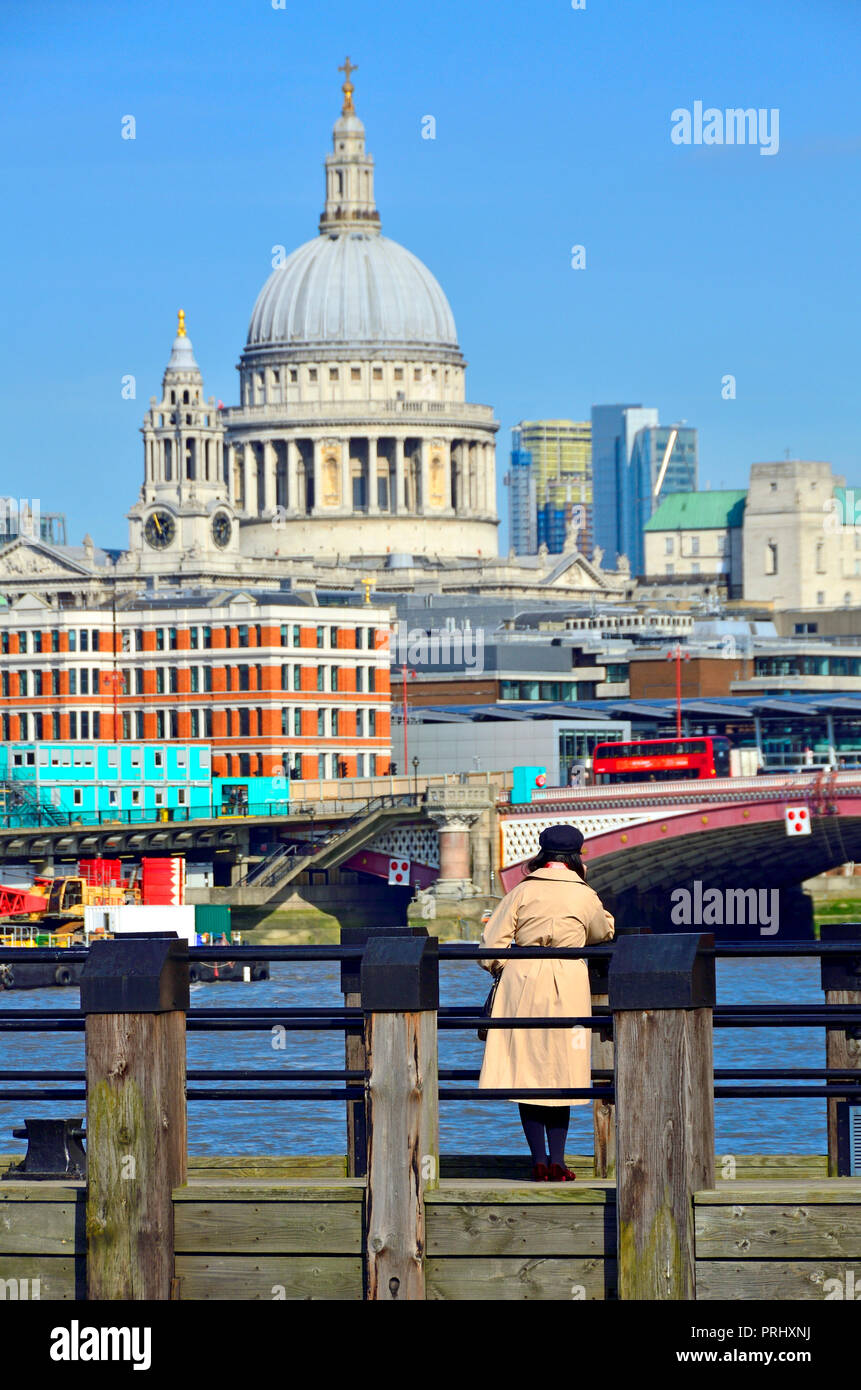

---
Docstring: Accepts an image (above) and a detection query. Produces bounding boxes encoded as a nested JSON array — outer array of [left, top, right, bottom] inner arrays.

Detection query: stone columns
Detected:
[[242, 444, 255, 514], [470, 804, 493, 896], [425, 787, 493, 899], [367, 436, 379, 514], [479, 442, 490, 515], [419, 438, 429, 516], [312, 438, 323, 515], [286, 439, 300, 513], [341, 441, 352, 513], [452, 443, 463, 514], [443, 440, 453, 513], [483, 441, 495, 516], [224, 444, 234, 501], [263, 440, 277, 516], [395, 437, 407, 513], [464, 442, 472, 514], [464, 442, 473, 512]]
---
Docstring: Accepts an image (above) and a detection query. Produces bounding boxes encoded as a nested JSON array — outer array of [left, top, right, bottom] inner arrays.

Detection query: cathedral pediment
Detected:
[[0, 537, 96, 580], [540, 551, 623, 592]]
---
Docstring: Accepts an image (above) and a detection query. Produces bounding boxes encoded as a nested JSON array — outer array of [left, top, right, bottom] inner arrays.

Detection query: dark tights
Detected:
[[518, 1103, 570, 1166]]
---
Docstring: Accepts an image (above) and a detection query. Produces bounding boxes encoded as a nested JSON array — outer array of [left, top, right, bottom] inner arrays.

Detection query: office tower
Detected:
[[591, 405, 697, 573], [591, 405, 658, 568], [628, 424, 698, 575], [508, 432, 537, 555], [509, 421, 592, 556]]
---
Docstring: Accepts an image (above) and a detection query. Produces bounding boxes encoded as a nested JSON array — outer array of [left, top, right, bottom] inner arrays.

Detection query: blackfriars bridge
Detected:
[[3, 771, 861, 934]]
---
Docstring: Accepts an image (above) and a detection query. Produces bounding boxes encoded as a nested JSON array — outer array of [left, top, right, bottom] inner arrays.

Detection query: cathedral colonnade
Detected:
[[145, 433, 224, 487], [222, 435, 496, 518]]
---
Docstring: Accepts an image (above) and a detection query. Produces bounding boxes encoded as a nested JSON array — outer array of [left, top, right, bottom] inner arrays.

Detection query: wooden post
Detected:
[[362, 934, 439, 1301], [820, 923, 861, 1177], [340, 925, 429, 1178], [589, 957, 615, 1179], [81, 936, 189, 1300], [341, 926, 371, 1179], [610, 933, 715, 1300]]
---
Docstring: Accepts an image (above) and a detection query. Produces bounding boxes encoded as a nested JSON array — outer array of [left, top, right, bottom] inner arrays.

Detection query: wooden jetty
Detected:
[[0, 929, 860, 1301]]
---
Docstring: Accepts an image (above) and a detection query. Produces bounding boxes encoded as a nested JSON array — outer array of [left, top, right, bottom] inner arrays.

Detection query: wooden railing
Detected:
[[1, 931, 860, 1301]]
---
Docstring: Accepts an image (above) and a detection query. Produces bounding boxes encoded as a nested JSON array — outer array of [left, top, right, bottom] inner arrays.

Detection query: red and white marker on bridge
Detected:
[[784, 806, 812, 836], [388, 858, 411, 884]]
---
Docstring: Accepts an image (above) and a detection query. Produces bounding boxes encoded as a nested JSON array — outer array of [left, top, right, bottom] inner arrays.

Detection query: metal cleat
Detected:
[[3, 1116, 86, 1180]]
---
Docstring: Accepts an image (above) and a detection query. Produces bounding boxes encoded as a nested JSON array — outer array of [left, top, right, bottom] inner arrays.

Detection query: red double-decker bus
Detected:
[[591, 736, 731, 784]]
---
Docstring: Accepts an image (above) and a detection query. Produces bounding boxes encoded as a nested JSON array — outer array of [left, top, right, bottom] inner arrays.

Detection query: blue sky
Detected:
[[1, 0, 859, 550]]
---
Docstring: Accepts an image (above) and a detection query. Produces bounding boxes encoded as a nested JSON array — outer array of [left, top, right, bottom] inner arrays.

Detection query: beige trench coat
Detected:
[[478, 866, 615, 1106]]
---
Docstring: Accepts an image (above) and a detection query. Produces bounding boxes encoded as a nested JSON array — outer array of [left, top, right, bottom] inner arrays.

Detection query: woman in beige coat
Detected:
[[478, 823, 614, 1181]]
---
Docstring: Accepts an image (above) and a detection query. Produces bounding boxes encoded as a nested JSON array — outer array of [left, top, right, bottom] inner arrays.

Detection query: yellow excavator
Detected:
[[6, 873, 141, 933]]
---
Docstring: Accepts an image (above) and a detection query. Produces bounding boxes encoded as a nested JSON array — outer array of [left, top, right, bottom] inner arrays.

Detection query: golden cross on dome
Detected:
[[177, 309, 187, 338], [339, 55, 357, 115]]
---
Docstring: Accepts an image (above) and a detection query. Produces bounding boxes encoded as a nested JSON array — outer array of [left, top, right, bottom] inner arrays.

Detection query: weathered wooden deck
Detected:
[[3, 1154, 859, 1300]]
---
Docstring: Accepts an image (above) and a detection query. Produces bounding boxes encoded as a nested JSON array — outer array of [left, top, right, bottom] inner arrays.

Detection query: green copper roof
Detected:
[[644, 489, 747, 532]]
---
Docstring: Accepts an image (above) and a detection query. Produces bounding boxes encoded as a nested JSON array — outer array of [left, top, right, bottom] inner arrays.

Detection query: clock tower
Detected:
[[127, 312, 238, 571]]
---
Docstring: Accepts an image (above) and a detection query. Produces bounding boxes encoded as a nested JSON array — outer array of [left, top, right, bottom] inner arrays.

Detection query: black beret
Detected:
[[539, 824, 584, 854]]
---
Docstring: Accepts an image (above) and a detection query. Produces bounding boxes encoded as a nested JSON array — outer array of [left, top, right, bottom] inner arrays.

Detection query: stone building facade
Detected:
[[742, 460, 861, 611]]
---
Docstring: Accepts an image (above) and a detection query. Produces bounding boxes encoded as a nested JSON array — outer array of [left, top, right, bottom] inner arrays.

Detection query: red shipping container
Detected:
[[141, 857, 185, 906]]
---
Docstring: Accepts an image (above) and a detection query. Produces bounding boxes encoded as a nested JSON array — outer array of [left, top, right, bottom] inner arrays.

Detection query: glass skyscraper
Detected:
[[628, 425, 698, 576], [507, 436, 537, 555], [591, 405, 697, 574], [508, 420, 592, 557]]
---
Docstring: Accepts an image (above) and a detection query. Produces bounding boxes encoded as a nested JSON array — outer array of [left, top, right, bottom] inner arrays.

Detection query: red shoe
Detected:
[[531, 1163, 549, 1181], [548, 1163, 576, 1182]]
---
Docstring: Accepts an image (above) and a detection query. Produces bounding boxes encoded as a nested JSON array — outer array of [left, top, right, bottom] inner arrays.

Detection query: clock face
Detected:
[[211, 512, 233, 548], [144, 510, 176, 549]]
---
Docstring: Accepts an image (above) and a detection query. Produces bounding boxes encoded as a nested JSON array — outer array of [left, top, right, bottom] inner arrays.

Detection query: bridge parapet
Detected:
[[424, 786, 495, 813], [522, 771, 861, 814]]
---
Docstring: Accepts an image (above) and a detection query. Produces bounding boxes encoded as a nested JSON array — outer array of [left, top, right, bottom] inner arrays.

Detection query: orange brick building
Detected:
[[628, 652, 753, 702], [0, 591, 392, 780]]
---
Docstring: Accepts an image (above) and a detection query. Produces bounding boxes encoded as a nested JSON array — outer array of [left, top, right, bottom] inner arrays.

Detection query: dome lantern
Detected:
[[319, 58, 381, 235], [166, 308, 200, 375]]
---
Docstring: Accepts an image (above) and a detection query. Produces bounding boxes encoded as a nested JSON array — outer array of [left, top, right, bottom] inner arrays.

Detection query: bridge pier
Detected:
[[469, 803, 495, 896], [426, 787, 492, 899]]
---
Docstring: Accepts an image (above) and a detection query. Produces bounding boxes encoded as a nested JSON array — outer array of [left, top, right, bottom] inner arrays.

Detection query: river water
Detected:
[[0, 958, 827, 1159]]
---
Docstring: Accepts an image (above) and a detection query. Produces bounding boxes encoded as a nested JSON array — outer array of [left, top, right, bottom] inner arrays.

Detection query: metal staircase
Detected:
[[224, 794, 421, 903], [0, 774, 67, 828]]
